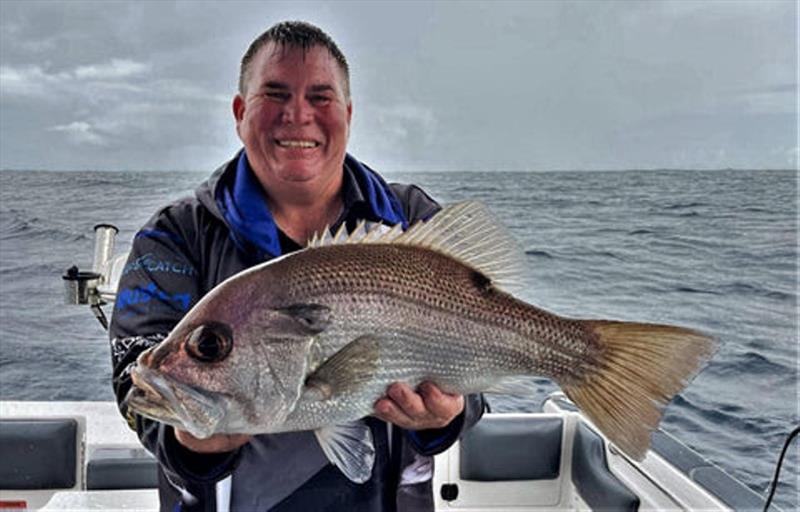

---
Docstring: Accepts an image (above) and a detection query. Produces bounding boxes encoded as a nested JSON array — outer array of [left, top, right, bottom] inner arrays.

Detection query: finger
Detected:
[[223, 434, 252, 451], [419, 382, 465, 420], [387, 382, 427, 418], [175, 429, 215, 452], [373, 397, 415, 428], [174, 429, 197, 443]]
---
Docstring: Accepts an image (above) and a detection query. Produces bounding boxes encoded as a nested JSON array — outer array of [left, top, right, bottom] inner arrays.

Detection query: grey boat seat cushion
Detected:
[[459, 415, 563, 481], [86, 447, 158, 490], [572, 421, 640, 511], [0, 419, 77, 489]]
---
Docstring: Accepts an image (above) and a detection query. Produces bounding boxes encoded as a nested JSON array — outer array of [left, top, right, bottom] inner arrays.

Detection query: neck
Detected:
[[266, 178, 344, 245]]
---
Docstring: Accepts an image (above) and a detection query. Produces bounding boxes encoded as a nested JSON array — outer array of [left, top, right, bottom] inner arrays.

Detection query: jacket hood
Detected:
[[194, 152, 237, 222]]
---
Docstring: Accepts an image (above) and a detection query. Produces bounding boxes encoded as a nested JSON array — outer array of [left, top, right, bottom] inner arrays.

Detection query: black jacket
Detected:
[[109, 152, 485, 511]]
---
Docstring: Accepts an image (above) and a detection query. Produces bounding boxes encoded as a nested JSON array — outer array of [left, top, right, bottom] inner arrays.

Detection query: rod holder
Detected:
[[62, 266, 102, 305], [62, 223, 119, 330], [93, 224, 119, 283]]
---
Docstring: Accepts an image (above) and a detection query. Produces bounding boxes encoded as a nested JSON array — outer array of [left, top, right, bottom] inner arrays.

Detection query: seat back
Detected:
[[433, 413, 569, 509], [86, 447, 158, 490], [459, 415, 563, 481], [0, 418, 79, 490], [571, 421, 640, 511]]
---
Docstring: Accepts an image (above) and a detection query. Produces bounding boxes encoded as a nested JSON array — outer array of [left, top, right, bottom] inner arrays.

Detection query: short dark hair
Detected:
[[239, 21, 350, 98]]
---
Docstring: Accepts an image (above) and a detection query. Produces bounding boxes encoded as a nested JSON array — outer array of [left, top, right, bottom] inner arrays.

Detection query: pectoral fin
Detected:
[[304, 335, 382, 399], [314, 421, 375, 483]]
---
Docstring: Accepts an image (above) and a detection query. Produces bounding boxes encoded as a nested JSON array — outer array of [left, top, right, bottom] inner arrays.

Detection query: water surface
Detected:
[[0, 169, 796, 509]]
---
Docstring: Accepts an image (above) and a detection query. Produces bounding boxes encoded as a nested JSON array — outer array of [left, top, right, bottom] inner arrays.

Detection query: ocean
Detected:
[[0, 168, 797, 509]]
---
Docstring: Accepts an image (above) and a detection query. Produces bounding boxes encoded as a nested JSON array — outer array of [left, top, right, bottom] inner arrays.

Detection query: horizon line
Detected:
[[1, 167, 797, 173]]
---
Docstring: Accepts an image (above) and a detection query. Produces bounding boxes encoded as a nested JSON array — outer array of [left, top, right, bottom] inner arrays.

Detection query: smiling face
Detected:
[[233, 42, 352, 198]]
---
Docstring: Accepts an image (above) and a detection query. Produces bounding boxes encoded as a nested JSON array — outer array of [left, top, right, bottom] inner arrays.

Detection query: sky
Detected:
[[0, 0, 796, 172]]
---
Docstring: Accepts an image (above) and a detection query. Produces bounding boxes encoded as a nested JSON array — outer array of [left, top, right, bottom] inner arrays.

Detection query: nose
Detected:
[[281, 97, 313, 125]]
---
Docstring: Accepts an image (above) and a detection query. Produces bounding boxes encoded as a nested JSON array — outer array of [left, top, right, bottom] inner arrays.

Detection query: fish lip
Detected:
[[128, 365, 225, 438], [130, 364, 180, 411], [124, 386, 182, 427]]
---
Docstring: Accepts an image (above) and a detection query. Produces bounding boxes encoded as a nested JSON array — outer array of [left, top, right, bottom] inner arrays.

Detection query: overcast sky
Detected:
[[0, 0, 796, 171]]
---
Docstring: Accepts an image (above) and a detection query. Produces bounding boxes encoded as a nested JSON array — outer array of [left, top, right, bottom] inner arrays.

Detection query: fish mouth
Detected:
[[126, 364, 225, 439]]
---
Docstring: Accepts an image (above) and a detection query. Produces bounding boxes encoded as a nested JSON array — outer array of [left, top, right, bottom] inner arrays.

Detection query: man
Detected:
[[110, 21, 484, 512]]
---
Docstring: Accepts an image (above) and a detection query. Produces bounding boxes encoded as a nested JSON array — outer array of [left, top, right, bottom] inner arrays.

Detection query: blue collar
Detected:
[[217, 150, 407, 260], [344, 153, 408, 230]]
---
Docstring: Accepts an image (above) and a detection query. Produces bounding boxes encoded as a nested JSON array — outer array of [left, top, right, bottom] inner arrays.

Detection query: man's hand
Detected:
[[174, 430, 251, 454], [373, 381, 465, 431]]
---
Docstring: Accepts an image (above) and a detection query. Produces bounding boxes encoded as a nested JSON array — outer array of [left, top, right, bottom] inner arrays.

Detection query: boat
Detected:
[[0, 225, 777, 511], [0, 395, 771, 511]]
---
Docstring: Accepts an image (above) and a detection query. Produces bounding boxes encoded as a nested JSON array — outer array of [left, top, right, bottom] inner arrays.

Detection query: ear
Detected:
[[233, 94, 245, 136], [344, 100, 353, 141]]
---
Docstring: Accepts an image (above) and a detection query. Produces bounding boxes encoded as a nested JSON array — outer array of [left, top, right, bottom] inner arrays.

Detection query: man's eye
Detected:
[[266, 92, 289, 100], [310, 95, 331, 105]]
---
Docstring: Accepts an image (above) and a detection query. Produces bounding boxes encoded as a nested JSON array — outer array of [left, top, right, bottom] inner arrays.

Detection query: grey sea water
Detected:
[[0, 169, 797, 509]]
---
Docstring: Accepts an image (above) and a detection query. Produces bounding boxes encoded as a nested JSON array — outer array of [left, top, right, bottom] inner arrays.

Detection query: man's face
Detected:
[[234, 42, 352, 191]]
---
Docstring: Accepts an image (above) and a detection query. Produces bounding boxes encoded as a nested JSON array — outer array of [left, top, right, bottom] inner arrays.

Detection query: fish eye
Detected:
[[186, 322, 233, 363]]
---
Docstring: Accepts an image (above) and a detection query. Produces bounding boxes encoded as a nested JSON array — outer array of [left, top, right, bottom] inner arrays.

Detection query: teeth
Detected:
[[278, 140, 318, 148]]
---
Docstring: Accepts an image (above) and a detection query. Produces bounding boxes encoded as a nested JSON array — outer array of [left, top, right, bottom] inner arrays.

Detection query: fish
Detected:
[[126, 201, 717, 483]]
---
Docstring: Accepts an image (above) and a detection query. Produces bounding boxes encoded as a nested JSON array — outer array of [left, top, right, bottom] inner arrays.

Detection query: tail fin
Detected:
[[562, 320, 717, 460]]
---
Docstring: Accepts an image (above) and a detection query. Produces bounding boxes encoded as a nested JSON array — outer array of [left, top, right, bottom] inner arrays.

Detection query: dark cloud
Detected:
[[1, 0, 796, 171]]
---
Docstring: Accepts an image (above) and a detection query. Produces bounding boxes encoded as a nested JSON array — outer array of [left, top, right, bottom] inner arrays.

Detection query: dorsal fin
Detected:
[[398, 201, 525, 290], [332, 223, 348, 244], [345, 220, 368, 244], [305, 201, 525, 291]]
